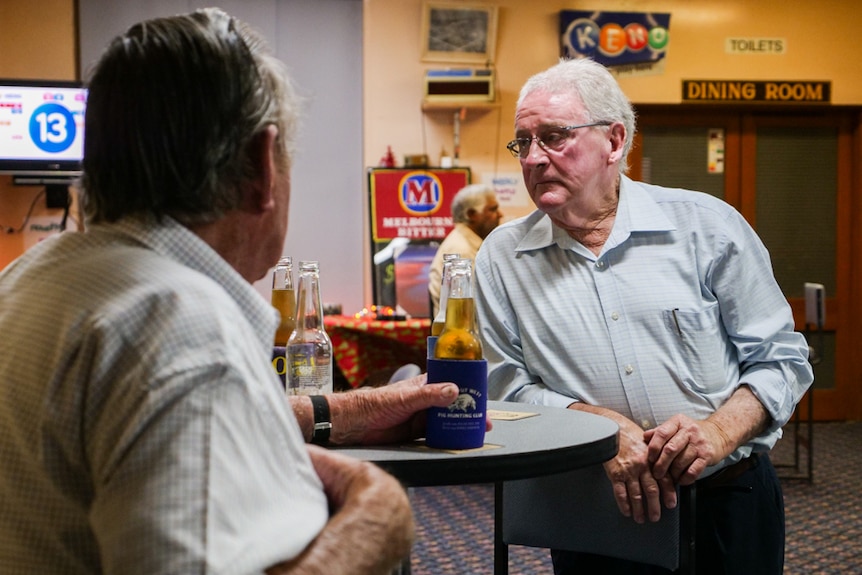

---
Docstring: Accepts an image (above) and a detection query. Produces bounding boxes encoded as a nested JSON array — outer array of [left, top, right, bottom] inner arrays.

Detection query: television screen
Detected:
[[0, 79, 87, 179]]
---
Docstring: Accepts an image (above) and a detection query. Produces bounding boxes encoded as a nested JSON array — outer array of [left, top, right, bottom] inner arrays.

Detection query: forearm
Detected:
[[570, 385, 770, 460], [288, 392, 377, 444], [288, 396, 316, 443], [265, 453, 414, 575], [288, 390, 395, 446], [567, 401, 640, 438], [266, 484, 412, 575], [702, 384, 770, 461], [644, 384, 772, 487], [289, 378, 460, 447], [567, 402, 651, 473]]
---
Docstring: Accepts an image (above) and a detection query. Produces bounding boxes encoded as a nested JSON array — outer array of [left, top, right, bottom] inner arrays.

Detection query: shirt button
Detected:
[[595, 260, 605, 269], [625, 365, 634, 375], [611, 312, 619, 321], [642, 419, 651, 429]]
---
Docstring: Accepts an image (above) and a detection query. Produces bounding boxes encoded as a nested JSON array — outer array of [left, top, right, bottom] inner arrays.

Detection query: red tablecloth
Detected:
[[324, 315, 431, 387]]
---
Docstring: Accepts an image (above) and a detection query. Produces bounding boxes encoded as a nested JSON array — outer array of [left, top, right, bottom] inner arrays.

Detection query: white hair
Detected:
[[451, 184, 494, 223], [517, 58, 636, 174]]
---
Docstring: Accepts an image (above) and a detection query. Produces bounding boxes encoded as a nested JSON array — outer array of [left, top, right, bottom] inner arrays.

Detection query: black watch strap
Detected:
[[310, 395, 332, 445]]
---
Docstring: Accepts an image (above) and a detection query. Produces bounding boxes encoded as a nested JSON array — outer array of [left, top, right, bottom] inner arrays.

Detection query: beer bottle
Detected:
[[431, 252, 460, 336], [433, 258, 483, 360], [271, 256, 296, 346], [286, 261, 334, 395]]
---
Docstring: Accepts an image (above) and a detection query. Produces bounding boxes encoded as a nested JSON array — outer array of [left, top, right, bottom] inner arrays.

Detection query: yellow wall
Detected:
[[4, 0, 861, 266], [364, 0, 862, 220], [0, 0, 78, 268]]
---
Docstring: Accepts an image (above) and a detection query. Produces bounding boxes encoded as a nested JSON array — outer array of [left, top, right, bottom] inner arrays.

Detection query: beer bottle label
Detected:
[[287, 343, 333, 395]]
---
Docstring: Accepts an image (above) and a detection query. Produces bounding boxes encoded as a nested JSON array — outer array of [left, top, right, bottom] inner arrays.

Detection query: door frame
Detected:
[[630, 105, 862, 421]]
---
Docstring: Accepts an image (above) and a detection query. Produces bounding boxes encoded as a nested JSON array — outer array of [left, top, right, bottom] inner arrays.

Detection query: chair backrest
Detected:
[[388, 363, 422, 383], [502, 465, 680, 570]]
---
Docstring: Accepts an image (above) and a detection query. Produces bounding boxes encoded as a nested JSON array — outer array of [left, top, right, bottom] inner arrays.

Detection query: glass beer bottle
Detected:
[[431, 252, 460, 337], [271, 256, 296, 346], [433, 258, 483, 360], [286, 261, 334, 395]]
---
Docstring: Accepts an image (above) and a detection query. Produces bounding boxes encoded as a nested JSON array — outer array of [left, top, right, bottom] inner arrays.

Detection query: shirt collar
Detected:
[[515, 175, 676, 254], [453, 222, 484, 250], [93, 215, 277, 349]]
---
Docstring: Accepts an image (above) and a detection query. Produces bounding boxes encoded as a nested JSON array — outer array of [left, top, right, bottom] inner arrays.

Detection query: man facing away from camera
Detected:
[[0, 8, 475, 575]]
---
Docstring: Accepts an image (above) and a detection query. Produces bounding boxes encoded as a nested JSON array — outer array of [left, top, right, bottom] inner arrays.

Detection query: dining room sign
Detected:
[[682, 80, 831, 103]]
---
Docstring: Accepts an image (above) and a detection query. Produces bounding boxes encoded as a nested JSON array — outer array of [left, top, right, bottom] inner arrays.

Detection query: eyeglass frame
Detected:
[[506, 121, 613, 158]]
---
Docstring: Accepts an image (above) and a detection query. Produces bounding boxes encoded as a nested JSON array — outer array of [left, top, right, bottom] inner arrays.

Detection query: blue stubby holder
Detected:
[[425, 335, 437, 359], [425, 358, 488, 450], [426, 336, 438, 359]]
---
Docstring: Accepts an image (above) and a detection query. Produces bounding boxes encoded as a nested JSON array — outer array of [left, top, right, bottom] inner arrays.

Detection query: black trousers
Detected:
[[551, 454, 785, 575]]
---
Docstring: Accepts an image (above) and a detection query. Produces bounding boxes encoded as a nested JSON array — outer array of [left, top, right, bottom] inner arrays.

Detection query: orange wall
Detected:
[[3, 0, 861, 269], [0, 0, 78, 268], [363, 0, 862, 222]]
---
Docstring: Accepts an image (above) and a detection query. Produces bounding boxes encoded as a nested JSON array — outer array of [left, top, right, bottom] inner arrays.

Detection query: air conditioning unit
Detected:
[[424, 69, 495, 103]]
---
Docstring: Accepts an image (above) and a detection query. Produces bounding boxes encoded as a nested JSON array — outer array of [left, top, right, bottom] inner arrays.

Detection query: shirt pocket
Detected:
[[663, 303, 727, 394]]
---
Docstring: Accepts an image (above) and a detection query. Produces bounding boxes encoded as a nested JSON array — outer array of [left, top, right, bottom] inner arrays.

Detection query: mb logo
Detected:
[[398, 172, 443, 216]]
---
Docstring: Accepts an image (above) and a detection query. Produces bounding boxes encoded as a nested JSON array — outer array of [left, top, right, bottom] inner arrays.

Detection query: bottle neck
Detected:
[[433, 286, 450, 326], [296, 273, 323, 331], [272, 257, 294, 290], [277, 272, 294, 290], [436, 256, 468, 323], [443, 296, 477, 332]]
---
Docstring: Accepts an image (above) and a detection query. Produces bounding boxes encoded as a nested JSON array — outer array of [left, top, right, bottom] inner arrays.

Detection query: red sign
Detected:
[[368, 168, 470, 241]]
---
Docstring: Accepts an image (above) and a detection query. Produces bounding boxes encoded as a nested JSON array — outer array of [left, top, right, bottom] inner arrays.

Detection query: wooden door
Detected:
[[630, 106, 861, 421]]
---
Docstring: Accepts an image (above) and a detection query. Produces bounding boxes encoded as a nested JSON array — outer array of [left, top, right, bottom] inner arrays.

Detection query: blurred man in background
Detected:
[[429, 183, 502, 315]]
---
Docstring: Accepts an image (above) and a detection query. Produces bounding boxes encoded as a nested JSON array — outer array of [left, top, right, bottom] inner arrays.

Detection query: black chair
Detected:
[[501, 466, 685, 573]]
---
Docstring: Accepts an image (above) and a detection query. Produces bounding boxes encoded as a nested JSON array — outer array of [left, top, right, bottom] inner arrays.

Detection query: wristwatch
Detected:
[[310, 395, 332, 445]]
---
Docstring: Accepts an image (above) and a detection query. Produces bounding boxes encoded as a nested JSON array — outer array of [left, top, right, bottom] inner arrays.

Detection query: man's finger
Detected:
[[612, 480, 632, 518], [627, 479, 646, 524], [642, 474, 663, 523]]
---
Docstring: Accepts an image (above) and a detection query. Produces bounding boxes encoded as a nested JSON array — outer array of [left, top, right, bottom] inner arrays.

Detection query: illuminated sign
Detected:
[[368, 168, 470, 241], [560, 11, 671, 72], [682, 80, 831, 103], [398, 172, 443, 216]]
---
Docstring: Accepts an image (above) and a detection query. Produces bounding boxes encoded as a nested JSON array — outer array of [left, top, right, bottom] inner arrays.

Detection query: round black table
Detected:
[[331, 400, 620, 575]]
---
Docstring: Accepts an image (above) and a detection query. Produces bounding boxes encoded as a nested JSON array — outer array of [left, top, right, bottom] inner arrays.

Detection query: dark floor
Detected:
[[408, 421, 862, 574]]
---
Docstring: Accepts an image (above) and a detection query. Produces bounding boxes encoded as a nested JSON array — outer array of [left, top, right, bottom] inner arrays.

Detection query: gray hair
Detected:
[[81, 8, 300, 225], [451, 184, 494, 223], [516, 58, 636, 174]]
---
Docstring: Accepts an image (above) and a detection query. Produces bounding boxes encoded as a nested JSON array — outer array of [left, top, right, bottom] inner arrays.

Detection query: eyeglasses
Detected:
[[506, 121, 612, 158]]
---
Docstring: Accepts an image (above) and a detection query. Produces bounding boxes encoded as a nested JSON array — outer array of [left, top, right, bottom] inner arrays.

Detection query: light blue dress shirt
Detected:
[[475, 175, 813, 467]]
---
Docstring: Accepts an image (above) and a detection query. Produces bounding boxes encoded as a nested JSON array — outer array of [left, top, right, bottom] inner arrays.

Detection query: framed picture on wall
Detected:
[[421, 2, 498, 64]]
